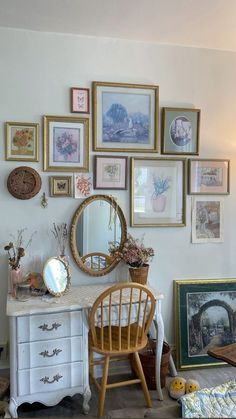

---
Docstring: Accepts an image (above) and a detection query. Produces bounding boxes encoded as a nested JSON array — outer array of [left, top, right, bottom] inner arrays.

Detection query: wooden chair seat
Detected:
[[89, 323, 147, 354], [207, 343, 236, 367]]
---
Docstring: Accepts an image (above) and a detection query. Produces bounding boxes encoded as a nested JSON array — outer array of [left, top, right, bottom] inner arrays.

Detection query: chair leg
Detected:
[[98, 355, 110, 417], [133, 351, 152, 408], [89, 347, 94, 380]]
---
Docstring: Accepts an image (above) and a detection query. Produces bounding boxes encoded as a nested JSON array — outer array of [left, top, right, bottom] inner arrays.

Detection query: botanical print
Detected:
[[53, 127, 80, 163], [134, 166, 176, 218], [197, 167, 223, 187], [187, 290, 236, 357], [170, 116, 192, 147], [74, 173, 93, 198], [10, 127, 34, 156], [192, 198, 223, 243], [102, 92, 150, 144], [102, 163, 121, 182]]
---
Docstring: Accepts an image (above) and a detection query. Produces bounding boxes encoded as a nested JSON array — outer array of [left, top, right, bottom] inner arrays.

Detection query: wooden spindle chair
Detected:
[[88, 282, 156, 417]]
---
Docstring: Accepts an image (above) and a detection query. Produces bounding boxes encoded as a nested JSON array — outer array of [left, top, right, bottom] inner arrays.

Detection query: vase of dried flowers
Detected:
[[51, 223, 69, 267], [109, 233, 154, 285], [4, 228, 36, 298]]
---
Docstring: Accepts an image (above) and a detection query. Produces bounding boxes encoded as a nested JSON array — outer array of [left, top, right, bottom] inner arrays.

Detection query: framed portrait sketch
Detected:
[[161, 107, 200, 155], [43, 115, 89, 172], [189, 159, 230, 195], [5, 121, 39, 161], [130, 157, 186, 227], [74, 172, 93, 198], [94, 156, 128, 189], [50, 176, 72, 197], [192, 196, 224, 243], [92, 81, 159, 152], [71, 87, 90, 113], [174, 278, 236, 370]]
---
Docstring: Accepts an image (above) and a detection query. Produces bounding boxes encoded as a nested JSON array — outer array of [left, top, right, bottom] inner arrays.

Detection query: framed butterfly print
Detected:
[[50, 176, 72, 197]]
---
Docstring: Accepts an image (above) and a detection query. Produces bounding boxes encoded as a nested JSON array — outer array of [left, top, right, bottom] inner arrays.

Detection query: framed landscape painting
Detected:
[[92, 81, 159, 152], [5, 121, 39, 161], [94, 155, 128, 189], [43, 115, 89, 172], [189, 159, 230, 195], [192, 197, 224, 243], [161, 107, 200, 155], [174, 279, 236, 370], [130, 157, 186, 227]]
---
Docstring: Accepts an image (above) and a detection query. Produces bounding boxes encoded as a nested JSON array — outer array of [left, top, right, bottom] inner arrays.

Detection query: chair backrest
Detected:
[[81, 252, 111, 270], [89, 282, 156, 353]]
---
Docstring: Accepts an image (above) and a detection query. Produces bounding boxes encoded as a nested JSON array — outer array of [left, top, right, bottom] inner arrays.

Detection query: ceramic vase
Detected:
[[8, 266, 23, 298]]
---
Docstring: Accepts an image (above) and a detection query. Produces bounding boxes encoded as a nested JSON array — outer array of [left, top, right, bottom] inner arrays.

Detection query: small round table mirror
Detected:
[[43, 257, 70, 296]]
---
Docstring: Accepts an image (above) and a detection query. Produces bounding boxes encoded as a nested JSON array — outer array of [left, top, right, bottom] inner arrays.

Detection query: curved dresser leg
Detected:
[[9, 397, 18, 418], [82, 385, 91, 414]]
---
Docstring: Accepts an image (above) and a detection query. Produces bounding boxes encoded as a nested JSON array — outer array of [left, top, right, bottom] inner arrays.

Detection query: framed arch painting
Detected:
[[174, 278, 236, 370]]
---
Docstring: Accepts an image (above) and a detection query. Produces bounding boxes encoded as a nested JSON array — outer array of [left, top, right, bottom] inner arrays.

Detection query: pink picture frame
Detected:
[[94, 156, 128, 190], [71, 87, 90, 113]]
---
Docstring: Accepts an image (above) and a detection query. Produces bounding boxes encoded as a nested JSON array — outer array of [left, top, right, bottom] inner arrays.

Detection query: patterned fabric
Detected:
[[180, 380, 236, 418]]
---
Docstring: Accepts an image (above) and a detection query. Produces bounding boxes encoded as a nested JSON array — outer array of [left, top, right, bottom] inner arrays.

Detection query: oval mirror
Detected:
[[43, 257, 70, 296], [70, 195, 127, 276]]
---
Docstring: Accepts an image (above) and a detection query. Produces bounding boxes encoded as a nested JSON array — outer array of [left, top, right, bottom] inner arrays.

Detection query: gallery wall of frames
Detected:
[[5, 81, 229, 241]]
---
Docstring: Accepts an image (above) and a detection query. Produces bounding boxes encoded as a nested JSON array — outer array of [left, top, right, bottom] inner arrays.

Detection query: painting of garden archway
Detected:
[[174, 279, 236, 369]]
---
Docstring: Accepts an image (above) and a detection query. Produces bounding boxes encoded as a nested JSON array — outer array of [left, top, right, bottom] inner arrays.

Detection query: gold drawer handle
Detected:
[[38, 322, 61, 331], [40, 373, 62, 384], [39, 348, 62, 358]]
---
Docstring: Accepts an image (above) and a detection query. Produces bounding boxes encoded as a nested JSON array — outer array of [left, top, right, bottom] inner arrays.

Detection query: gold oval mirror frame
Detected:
[[70, 195, 127, 277], [43, 257, 71, 296]]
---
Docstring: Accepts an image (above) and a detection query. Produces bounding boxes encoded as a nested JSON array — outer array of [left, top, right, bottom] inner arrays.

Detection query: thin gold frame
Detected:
[[50, 176, 72, 197], [188, 158, 230, 195], [161, 107, 200, 155], [92, 81, 159, 152], [43, 115, 89, 172], [174, 278, 236, 370], [130, 157, 187, 227], [43, 257, 71, 297], [70, 194, 127, 277], [5, 121, 39, 161]]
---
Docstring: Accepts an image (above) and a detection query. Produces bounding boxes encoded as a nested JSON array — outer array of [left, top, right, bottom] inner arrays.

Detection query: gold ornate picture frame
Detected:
[[43, 115, 89, 172], [50, 176, 72, 197], [92, 81, 159, 152], [5, 121, 39, 161]]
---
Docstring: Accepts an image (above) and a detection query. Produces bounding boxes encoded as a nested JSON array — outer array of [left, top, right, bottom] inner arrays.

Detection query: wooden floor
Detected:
[[13, 364, 235, 418]]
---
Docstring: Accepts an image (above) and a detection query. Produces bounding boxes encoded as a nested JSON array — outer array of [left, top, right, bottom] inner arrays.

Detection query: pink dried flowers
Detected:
[[109, 233, 154, 268]]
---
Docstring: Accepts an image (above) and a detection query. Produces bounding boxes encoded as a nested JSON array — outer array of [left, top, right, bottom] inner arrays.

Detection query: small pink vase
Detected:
[[152, 195, 167, 213], [8, 266, 23, 298]]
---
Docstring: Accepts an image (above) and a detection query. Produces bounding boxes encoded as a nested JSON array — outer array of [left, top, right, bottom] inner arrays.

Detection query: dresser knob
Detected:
[[39, 348, 62, 358], [38, 322, 61, 331], [40, 373, 63, 384]]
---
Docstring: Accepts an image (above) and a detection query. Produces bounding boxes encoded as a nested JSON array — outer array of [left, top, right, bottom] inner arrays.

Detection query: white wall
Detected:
[[1, 27, 236, 356]]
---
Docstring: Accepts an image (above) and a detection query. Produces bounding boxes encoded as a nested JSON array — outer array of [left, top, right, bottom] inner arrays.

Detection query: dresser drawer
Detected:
[[18, 336, 83, 369], [17, 362, 83, 396], [17, 310, 82, 343]]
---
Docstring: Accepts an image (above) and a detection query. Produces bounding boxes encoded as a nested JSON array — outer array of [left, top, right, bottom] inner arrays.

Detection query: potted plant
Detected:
[[152, 174, 171, 212], [109, 233, 154, 284]]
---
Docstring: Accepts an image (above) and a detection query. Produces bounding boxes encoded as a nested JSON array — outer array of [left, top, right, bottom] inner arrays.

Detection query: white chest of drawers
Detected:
[[7, 284, 165, 417]]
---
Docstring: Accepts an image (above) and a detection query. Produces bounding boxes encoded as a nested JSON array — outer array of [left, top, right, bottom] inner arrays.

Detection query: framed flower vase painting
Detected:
[[130, 157, 186, 227], [189, 159, 230, 194], [94, 155, 128, 189], [92, 81, 159, 152], [174, 278, 236, 370], [43, 115, 89, 172], [161, 107, 200, 155], [50, 176, 72, 197], [5, 121, 39, 161], [71, 87, 90, 113]]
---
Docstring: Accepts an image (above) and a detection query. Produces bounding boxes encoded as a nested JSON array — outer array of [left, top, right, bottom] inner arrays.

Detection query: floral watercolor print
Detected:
[[53, 127, 80, 163], [186, 290, 236, 357], [95, 156, 127, 189], [74, 173, 93, 198], [10, 126, 35, 156], [192, 197, 224, 243]]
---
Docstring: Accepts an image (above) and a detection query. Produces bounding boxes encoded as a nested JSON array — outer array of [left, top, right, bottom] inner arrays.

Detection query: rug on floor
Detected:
[[106, 404, 181, 418]]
